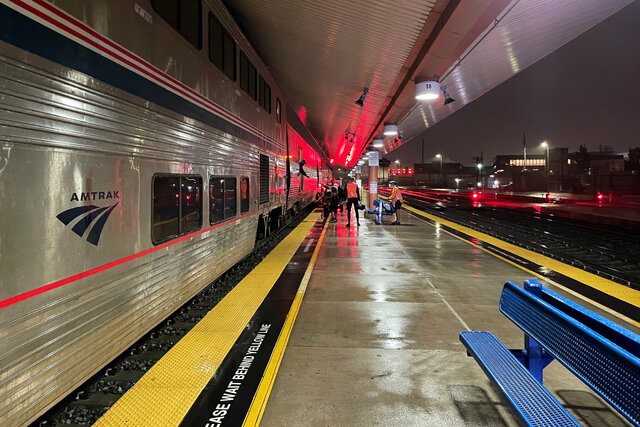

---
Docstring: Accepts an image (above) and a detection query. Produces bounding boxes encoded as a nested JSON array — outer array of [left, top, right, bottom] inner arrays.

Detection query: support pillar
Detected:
[[368, 151, 379, 209]]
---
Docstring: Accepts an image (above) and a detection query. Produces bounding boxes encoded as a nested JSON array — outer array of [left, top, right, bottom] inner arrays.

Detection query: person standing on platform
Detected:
[[321, 181, 332, 221], [390, 180, 403, 225], [338, 180, 346, 212], [345, 177, 361, 227], [329, 184, 339, 223]]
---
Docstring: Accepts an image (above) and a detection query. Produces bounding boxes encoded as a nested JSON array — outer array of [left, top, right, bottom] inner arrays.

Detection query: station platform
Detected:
[[94, 202, 640, 426], [259, 208, 638, 426]]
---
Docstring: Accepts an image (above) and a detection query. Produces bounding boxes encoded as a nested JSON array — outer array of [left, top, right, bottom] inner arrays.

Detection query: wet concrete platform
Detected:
[[261, 208, 632, 426]]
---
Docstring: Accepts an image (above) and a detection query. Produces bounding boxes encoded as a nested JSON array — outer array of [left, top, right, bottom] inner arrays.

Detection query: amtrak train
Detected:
[[0, 0, 331, 424]]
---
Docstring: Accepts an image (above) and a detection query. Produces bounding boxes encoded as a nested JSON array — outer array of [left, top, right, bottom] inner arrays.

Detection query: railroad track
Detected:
[[34, 206, 318, 427], [385, 189, 640, 290]]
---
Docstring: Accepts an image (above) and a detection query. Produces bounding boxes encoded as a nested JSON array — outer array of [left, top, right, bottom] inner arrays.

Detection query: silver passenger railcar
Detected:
[[0, 0, 330, 424]]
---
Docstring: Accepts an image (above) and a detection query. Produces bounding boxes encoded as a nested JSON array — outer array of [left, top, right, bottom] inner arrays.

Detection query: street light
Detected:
[[541, 141, 550, 174], [476, 163, 483, 189], [435, 154, 443, 187]]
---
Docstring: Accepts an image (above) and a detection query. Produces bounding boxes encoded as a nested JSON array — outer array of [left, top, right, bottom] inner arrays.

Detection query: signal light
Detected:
[[472, 192, 479, 199], [545, 193, 552, 202], [597, 193, 604, 201]]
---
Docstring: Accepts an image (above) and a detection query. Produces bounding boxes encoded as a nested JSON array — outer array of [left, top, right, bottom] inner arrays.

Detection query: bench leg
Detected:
[[521, 280, 554, 383]]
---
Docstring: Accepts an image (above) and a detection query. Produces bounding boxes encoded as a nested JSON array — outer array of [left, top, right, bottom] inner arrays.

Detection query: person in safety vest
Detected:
[[345, 177, 361, 227], [390, 180, 403, 225]]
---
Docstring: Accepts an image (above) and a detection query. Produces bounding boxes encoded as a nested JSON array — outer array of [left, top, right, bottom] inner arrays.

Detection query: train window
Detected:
[[224, 178, 237, 218], [258, 76, 265, 109], [240, 177, 250, 213], [240, 51, 247, 92], [181, 176, 202, 232], [152, 0, 202, 49], [151, 0, 177, 28], [210, 176, 237, 224], [208, 13, 236, 80], [210, 177, 224, 223], [153, 176, 180, 243], [258, 76, 271, 113], [259, 154, 269, 204], [222, 31, 236, 80], [240, 51, 257, 100], [153, 174, 202, 244], [248, 62, 257, 100], [265, 84, 271, 113], [276, 98, 282, 123]]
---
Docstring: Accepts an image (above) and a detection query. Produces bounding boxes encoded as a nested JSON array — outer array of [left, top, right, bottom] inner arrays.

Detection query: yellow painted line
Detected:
[[404, 204, 640, 328], [94, 212, 322, 427], [243, 220, 329, 426]]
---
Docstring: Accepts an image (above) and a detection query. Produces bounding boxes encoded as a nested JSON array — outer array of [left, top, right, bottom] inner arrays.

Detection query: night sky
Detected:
[[390, 1, 640, 167]]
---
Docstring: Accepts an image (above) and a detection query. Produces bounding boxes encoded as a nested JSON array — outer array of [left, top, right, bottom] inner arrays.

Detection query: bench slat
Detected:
[[460, 331, 580, 427], [500, 281, 640, 426]]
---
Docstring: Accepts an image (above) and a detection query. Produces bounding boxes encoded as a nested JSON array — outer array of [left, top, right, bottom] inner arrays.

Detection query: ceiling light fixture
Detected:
[[383, 124, 398, 136], [355, 87, 369, 107], [442, 85, 455, 105], [372, 139, 384, 148], [415, 81, 440, 100]]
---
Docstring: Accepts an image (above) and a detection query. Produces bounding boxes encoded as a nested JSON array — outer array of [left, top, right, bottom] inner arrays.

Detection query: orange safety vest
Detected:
[[347, 182, 358, 198], [391, 187, 403, 202]]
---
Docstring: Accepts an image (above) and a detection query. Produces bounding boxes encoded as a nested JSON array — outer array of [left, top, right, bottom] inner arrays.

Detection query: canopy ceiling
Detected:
[[223, 0, 632, 167]]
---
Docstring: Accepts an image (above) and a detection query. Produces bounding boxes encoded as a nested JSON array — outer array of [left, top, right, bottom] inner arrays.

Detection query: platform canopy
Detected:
[[223, 0, 632, 167]]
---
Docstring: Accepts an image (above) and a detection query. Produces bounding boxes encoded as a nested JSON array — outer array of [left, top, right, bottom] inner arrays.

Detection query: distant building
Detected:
[[494, 154, 546, 172], [567, 146, 624, 176], [627, 147, 640, 170]]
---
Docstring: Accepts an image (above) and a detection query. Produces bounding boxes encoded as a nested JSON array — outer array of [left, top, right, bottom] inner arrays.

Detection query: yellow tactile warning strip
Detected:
[[94, 212, 321, 427], [404, 204, 640, 328], [243, 219, 329, 426]]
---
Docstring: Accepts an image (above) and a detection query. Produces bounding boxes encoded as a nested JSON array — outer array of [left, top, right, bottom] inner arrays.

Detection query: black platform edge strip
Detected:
[[406, 210, 640, 323], [179, 214, 326, 427]]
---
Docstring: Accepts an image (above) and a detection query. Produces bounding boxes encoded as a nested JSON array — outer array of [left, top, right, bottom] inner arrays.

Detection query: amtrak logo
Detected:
[[57, 199, 119, 246]]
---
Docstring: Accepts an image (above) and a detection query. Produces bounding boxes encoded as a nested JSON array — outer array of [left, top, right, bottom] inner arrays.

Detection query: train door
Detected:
[[298, 146, 303, 193], [259, 154, 269, 206], [285, 130, 291, 205]]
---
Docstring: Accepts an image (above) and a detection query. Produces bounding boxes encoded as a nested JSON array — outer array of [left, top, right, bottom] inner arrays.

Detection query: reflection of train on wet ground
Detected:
[[0, 0, 330, 424]]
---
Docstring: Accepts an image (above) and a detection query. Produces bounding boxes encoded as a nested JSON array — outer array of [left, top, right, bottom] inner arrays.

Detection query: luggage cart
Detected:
[[366, 198, 395, 225]]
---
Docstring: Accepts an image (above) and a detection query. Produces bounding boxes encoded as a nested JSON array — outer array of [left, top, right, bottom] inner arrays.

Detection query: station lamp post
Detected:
[[541, 141, 550, 174], [435, 154, 443, 187]]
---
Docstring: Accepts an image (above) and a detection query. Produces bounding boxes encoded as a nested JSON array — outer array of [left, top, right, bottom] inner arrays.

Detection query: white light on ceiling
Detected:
[[372, 139, 384, 148], [415, 81, 440, 100], [383, 124, 398, 136]]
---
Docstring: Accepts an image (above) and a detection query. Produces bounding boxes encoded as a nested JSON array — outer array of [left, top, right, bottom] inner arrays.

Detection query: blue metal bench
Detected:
[[460, 280, 640, 426]]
